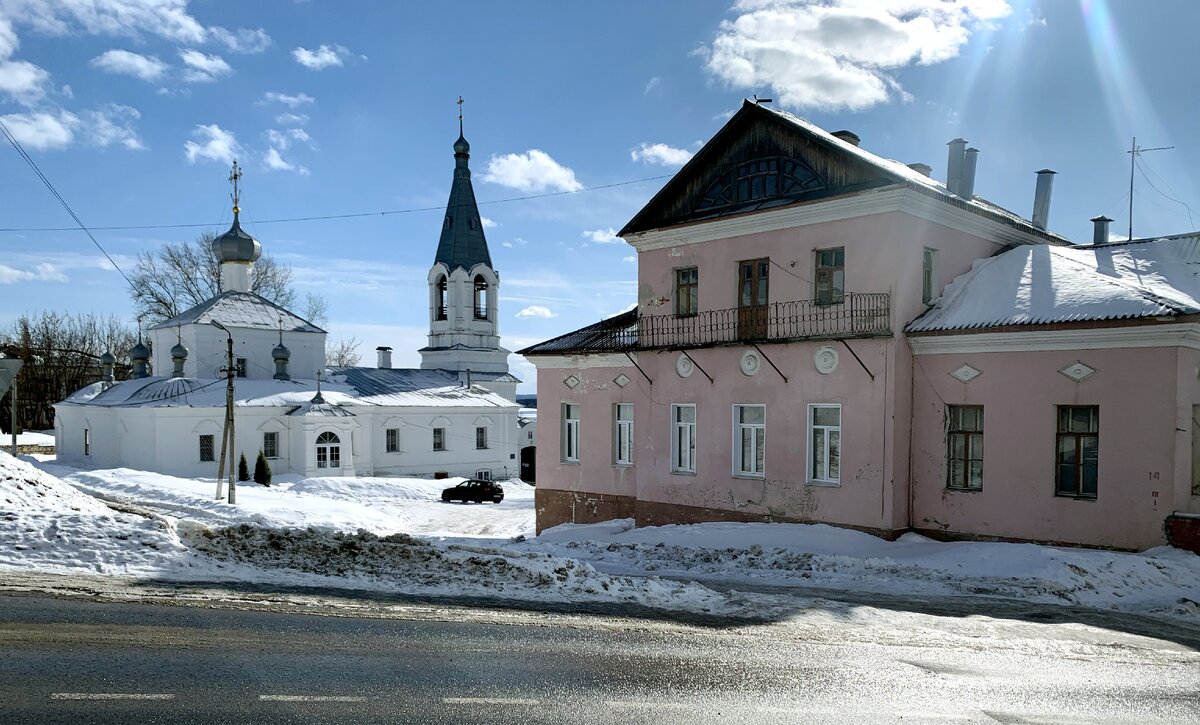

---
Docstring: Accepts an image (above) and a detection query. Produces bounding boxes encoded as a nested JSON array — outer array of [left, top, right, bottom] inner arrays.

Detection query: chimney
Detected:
[[960, 148, 979, 198], [1032, 169, 1056, 230], [946, 138, 967, 196], [831, 130, 860, 147], [907, 162, 932, 177], [1091, 215, 1113, 245], [376, 346, 392, 369]]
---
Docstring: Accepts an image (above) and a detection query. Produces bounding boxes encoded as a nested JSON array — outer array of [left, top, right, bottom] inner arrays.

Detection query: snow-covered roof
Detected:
[[907, 234, 1200, 333], [148, 291, 325, 334], [59, 366, 518, 410]]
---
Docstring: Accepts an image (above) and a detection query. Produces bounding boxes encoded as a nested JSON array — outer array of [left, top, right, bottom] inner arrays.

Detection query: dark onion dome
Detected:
[[211, 214, 262, 264], [99, 351, 116, 365], [453, 134, 470, 155], [170, 341, 188, 359], [272, 342, 291, 361], [129, 340, 150, 361]]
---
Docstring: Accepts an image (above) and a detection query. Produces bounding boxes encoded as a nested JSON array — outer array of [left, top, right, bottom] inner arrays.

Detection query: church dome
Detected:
[[170, 341, 188, 360], [129, 341, 150, 361], [272, 342, 291, 361], [212, 217, 261, 264], [99, 351, 116, 365], [453, 134, 470, 155]]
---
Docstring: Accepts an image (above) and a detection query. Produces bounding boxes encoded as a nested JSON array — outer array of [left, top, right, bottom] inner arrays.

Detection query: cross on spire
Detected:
[[457, 96, 464, 136], [228, 160, 242, 217]]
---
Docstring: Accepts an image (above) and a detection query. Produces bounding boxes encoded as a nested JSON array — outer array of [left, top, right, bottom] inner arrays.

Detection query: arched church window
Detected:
[[316, 431, 341, 469], [435, 275, 448, 321], [474, 275, 488, 320]]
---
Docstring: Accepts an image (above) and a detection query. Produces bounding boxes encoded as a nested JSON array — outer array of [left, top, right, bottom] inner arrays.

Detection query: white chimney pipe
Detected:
[[1032, 169, 1056, 230], [376, 346, 392, 369]]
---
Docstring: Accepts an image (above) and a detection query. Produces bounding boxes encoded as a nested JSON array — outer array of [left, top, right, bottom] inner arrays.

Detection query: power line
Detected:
[[0, 117, 134, 286], [1135, 157, 1196, 230], [0, 173, 676, 234]]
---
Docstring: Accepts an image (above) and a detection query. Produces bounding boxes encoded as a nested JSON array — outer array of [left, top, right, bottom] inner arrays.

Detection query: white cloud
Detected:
[[265, 127, 315, 151], [292, 43, 352, 70], [631, 142, 693, 167], [622, 255, 636, 263], [208, 26, 271, 53], [0, 59, 49, 105], [501, 241, 513, 248], [179, 49, 231, 82], [644, 76, 662, 95], [0, 262, 68, 284], [0, 17, 19, 59], [274, 112, 309, 126], [0, 110, 77, 149], [704, 0, 1011, 111], [515, 305, 557, 319], [5, 0, 208, 45], [481, 217, 497, 229], [482, 149, 583, 193], [183, 123, 242, 165], [262, 91, 315, 108], [583, 227, 621, 244], [83, 103, 144, 150], [90, 49, 167, 82], [263, 146, 309, 175]]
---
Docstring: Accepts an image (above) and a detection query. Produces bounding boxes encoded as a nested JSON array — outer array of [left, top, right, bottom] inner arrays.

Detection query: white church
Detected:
[[54, 126, 528, 481]]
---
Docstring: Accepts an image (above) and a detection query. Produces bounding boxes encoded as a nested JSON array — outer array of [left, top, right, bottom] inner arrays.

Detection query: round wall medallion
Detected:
[[814, 346, 839, 375], [739, 350, 761, 376], [675, 353, 694, 378]]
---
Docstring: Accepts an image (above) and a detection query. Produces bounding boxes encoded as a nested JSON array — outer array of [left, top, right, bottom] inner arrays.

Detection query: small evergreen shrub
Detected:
[[237, 452, 250, 481], [254, 450, 272, 486]]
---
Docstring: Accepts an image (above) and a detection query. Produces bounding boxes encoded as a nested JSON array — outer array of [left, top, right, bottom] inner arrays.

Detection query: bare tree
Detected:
[[128, 233, 296, 324], [325, 337, 362, 367], [303, 292, 329, 327], [1, 312, 137, 431]]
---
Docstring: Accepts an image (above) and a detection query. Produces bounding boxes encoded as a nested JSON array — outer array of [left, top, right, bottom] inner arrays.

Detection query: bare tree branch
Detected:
[[325, 337, 362, 367]]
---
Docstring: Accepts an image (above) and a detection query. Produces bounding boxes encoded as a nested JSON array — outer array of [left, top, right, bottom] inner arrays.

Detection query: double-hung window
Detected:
[[670, 404, 696, 474], [475, 426, 488, 450], [946, 405, 983, 490], [613, 403, 633, 465], [808, 404, 841, 484], [1056, 406, 1098, 498], [199, 434, 214, 463], [562, 403, 580, 463], [385, 428, 400, 454], [263, 431, 279, 459], [433, 427, 446, 452], [675, 267, 698, 317], [235, 357, 248, 378], [815, 248, 845, 305], [733, 405, 765, 478]]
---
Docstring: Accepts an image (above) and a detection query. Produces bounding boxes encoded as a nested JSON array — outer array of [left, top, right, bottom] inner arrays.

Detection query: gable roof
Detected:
[[906, 234, 1200, 333], [620, 100, 1068, 246], [148, 291, 326, 334]]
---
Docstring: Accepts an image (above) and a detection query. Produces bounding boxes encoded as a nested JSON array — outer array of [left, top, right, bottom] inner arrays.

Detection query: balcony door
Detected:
[[738, 259, 769, 340]]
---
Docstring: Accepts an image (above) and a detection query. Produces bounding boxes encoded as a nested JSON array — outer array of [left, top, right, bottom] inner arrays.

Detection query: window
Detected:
[[435, 275, 448, 321], [738, 259, 769, 340], [808, 404, 841, 484], [263, 431, 279, 459], [922, 248, 938, 305], [475, 469, 492, 481], [316, 431, 340, 469], [734, 405, 766, 477], [235, 357, 248, 378], [614, 403, 633, 465], [83, 429, 90, 456], [476, 426, 488, 449], [1193, 406, 1200, 496], [675, 268, 698, 317], [815, 248, 845, 305], [946, 406, 983, 490], [474, 275, 488, 319], [1056, 406, 1098, 498], [670, 404, 696, 474], [433, 427, 446, 452], [562, 403, 580, 463], [386, 428, 400, 454], [199, 434, 214, 462], [695, 156, 827, 212]]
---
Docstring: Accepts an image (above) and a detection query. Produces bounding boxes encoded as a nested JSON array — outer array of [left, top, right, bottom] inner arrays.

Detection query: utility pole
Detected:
[[211, 321, 236, 504], [0, 359, 23, 457], [1127, 137, 1174, 241]]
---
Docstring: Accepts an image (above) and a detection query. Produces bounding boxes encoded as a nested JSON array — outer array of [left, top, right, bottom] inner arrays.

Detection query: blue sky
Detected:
[[0, 0, 1197, 393]]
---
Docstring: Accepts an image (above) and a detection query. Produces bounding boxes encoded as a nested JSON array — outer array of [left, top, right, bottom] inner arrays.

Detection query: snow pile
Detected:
[[1, 450, 108, 514], [530, 521, 1200, 623]]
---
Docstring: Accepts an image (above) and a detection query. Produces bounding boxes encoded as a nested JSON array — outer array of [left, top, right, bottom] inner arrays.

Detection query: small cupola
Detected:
[[170, 340, 188, 378], [99, 351, 116, 382], [129, 339, 150, 379], [212, 161, 262, 293]]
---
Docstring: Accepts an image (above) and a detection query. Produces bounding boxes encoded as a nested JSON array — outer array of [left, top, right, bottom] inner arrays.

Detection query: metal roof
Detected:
[[434, 133, 493, 272], [148, 291, 326, 333], [518, 310, 638, 356]]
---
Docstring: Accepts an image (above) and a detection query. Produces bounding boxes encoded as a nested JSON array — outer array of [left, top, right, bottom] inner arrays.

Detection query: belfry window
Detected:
[[474, 276, 488, 320], [435, 275, 448, 321]]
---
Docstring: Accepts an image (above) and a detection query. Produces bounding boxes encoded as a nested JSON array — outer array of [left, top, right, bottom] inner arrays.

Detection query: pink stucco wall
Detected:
[[910, 345, 1183, 550]]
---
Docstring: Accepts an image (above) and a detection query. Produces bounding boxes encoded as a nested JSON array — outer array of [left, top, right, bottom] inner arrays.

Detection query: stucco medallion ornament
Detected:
[[675, 353, 694, 378], [950, 364, 982, 383], [613, 373, 631, 388], [563, 374, 580, 389], [1058, 361, 1096, 382], [814, 346, 838, 375], [740, 350, 761, 376]]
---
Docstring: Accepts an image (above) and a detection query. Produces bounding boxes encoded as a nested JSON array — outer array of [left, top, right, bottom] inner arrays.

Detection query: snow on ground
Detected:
[[9, 431, 54, 447], [6, 453, 1200, 624]]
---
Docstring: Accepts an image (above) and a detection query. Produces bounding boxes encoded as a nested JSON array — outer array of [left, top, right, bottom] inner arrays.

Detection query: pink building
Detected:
[[520, 101, 1200, 551]]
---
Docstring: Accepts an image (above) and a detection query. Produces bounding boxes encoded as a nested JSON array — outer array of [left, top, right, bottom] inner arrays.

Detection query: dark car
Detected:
[[441, 479, 504, 504]]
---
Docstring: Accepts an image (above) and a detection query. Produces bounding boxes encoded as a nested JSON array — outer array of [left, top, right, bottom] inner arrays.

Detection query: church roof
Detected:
[[433, 132, 493, 272], [148, 291, 326, 334]]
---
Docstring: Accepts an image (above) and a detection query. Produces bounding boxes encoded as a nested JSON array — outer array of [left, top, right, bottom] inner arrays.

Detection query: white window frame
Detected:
[[475, 468, 492, 481], [733, 404, 766, 478], [83, 428, 91, 456], [562, 403, 580, 463], [807, 404, 841, 485], [922, 247, 938, 305], [613, 403, 633, 466], [199, 433, 214, 463], [432, 427, 446, 452], [475, 426, 488, 450], [385, 427, 400, 454], [263, 431, 279, 459], [235, 357, 248, 378], [670, 404, 696, 474]]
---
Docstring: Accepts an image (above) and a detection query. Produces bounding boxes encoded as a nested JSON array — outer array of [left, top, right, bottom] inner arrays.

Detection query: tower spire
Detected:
[[457, 95, 464, 137], [228, 160, 242, 220]]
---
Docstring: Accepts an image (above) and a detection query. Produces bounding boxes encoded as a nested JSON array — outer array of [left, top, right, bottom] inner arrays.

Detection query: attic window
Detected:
[[695, 156, 826, 212]]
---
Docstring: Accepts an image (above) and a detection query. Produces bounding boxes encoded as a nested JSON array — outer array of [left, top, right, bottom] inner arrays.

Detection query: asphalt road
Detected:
[[0, 591, 1198, 724]]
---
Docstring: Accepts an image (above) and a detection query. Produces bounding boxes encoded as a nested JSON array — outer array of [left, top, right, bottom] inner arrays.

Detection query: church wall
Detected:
[[149, 325, 325, 382], [365, 407, 519, 480]]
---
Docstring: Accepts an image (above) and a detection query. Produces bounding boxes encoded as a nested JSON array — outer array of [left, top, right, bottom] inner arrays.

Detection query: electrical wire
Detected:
[[0, 117, 134, 286], [0, 174, 676, 234], [1136, 158, 1197, 230]]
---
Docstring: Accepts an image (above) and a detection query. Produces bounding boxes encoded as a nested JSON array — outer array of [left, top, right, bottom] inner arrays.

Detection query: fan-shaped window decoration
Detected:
[[694, 156, 826, 213], [316, 431, 341, 469]]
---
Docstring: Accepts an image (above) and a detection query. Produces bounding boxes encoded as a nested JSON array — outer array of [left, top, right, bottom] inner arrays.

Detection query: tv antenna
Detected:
[[1126, 137, 1173, 241]]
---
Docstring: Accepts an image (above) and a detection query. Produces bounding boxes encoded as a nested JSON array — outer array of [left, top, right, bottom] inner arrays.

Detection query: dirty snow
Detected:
[[5, 452, 1200, 625]]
